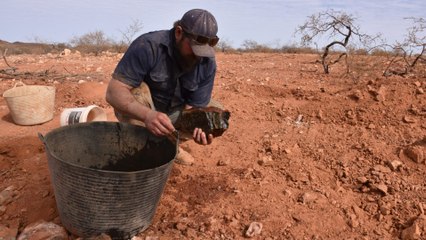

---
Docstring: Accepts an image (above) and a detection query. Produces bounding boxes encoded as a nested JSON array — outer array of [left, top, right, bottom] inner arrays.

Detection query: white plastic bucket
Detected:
[[60, 105, 107, 126]]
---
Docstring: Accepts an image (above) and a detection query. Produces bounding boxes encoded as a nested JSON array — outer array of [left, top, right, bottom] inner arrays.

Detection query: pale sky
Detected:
[[1, 0, 425, 48]]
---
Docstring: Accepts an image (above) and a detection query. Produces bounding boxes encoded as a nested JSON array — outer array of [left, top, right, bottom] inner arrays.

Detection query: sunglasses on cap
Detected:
[[182, 28, 219, 47]]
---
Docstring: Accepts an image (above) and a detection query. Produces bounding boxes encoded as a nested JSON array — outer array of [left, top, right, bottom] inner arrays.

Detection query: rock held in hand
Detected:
[[174, 107, 230, 137]]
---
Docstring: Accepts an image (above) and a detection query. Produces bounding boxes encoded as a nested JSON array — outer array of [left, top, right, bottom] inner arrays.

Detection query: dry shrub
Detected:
[[0, 41, 68, 55]]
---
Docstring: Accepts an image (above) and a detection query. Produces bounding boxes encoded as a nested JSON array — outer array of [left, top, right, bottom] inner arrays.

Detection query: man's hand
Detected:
[[144, 109, 175, 136], [193, 128, 213, 145]]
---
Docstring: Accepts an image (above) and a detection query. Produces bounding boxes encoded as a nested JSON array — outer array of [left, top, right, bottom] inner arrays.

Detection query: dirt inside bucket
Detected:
[[89, 139, 175, 172]]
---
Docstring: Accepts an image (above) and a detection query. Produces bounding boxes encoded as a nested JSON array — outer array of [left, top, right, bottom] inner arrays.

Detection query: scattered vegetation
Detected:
[[0, 12, 424, 79], [116, 19, 144, 52], [295, 9, 382, 74], [215, 38, 234, 53], [70, 30, 115, 55], [0, 41, 68, 55], [383, 17, 425, 76], [239, 40, 272, 53], [69, 19, 144, 54]]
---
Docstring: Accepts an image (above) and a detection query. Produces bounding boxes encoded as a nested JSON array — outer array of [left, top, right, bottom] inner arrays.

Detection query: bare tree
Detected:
[[241, 39, 260, 51], [215, 38, 233, 53], [1, 49, 17, 73], [383, 17, 425, 76], [296, 9, 380, 74], [119, 19, 143, 46], [70, 30, 115, 55], [240, 39, 274, 52]]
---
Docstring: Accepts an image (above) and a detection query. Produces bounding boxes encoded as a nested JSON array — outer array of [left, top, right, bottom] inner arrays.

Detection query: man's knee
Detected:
[[207, 99, 224, 109], [131, 82, 156, 110], [115, 82, 154, 126]]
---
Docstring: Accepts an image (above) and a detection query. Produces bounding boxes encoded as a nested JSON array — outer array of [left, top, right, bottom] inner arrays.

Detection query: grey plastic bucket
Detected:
[[38, 122, 177, 239]]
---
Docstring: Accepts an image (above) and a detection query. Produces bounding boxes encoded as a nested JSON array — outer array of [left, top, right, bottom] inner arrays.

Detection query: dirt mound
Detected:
[[0, 52, 425, 239]]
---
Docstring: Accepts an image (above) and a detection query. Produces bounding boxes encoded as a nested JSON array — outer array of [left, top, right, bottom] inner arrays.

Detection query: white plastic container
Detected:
[[60, 105, 107, 126]]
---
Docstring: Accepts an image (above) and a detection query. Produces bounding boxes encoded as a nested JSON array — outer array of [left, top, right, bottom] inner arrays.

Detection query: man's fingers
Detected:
[[207, 134, 213, 144], [146, 111, 175, 136], [158, 115, 175, 132], [154, 124, 169, 135], [193, 128, 202, 140], [154, 119, 174, 136], [201, 132, 208, 145], [192, 128, 213, 145]]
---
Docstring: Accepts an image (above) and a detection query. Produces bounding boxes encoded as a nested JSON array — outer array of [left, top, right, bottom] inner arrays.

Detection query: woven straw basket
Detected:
[[3, 82, 55, 125]]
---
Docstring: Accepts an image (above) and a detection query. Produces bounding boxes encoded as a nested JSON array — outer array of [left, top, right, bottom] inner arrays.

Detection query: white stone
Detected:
[[245, 222, 263, 238]]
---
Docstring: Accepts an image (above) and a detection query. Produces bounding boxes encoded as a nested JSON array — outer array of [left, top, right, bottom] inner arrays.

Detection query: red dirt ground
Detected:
[[0, 51, 425, 240]]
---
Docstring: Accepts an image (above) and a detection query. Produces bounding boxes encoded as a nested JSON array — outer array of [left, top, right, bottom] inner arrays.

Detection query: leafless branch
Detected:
[[296, 9, 382, 74], [1, 49, 17, 73], [383, 17, 425, 76]]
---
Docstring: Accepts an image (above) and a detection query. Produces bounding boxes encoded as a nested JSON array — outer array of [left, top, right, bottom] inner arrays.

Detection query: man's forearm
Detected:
[[106, 79, 151, 123]]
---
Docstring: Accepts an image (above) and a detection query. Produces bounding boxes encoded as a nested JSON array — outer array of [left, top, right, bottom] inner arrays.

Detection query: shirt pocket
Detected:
[[180, 72, 199, 91], [148, 66, 170, 91]]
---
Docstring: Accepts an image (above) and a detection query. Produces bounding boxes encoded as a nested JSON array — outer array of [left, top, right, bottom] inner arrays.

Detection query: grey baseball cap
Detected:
[[180, 9, 219, 57]]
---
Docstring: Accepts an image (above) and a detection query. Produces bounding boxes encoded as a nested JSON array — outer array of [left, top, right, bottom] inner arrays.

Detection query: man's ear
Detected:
[[175, 26, 184, 41]]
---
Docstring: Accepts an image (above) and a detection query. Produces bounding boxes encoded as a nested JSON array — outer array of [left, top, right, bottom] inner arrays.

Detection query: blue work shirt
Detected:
[[112, 28, 216, 114]]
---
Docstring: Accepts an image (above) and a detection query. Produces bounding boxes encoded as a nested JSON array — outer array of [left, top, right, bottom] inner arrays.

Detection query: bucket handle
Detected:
[[167, 130, 180, 153], [37, 132, 46, 145], [12, 81, 26, 88]]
